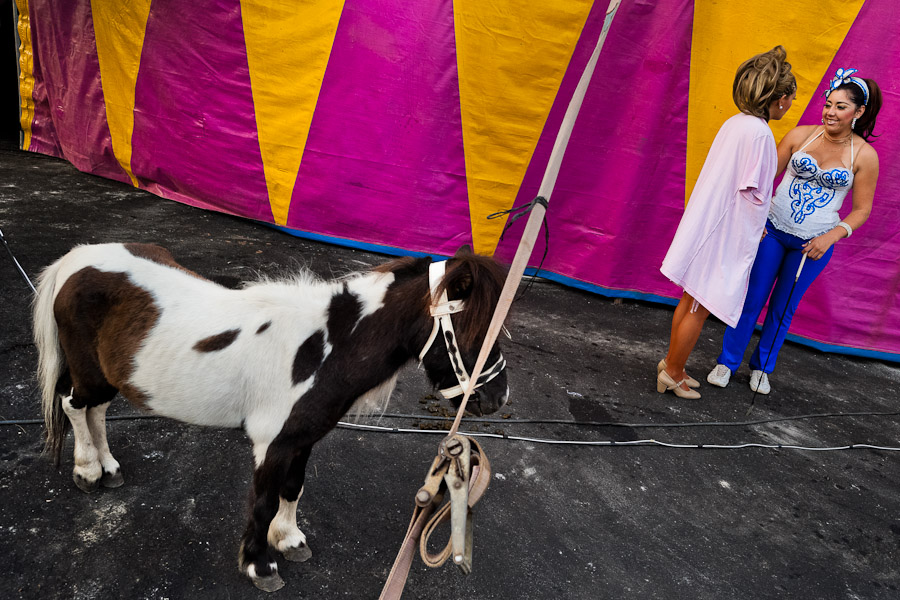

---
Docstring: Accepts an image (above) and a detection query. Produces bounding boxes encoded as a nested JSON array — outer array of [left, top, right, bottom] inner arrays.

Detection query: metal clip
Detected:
[[415, 454, 450, 508], [441, 434, 472, 573]]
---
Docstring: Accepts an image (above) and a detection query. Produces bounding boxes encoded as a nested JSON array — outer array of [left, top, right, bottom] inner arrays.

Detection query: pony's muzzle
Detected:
[[469, 385, 509, 417]]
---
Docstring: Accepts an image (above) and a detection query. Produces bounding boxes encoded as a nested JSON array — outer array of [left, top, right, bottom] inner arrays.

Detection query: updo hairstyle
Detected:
[[732, 45, 797, 121]]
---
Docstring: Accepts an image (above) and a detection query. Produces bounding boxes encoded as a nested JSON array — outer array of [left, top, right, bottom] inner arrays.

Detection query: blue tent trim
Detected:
[[270, 224, 900, 364], [531, 270, 900, 364], [269, 224, 442, 260]]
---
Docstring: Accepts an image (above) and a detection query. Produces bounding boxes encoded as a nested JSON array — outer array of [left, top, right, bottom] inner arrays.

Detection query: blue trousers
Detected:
[[718, 220, 833, 373]]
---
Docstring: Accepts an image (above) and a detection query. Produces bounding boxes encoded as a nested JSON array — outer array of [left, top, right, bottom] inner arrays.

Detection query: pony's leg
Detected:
[[85, 402, 124, 488], [239, 440, 289, 592], [267, 448, 313, 562], [61, 391, 102, 493]]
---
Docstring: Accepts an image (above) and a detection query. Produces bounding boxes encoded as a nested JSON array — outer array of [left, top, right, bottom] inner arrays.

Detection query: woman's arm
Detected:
[[802, 143, 879, 260], [774, 125, 817, 177], [842, 144, 878, 230]]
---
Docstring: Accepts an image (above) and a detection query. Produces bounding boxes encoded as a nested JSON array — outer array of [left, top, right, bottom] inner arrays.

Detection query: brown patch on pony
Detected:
[[194, 329, 241, 352], [124, 243, 206, 280], [372, 256, 433, 315], [54, 267, 159, 410], [256, 321, 272, 334], [365, 258, 433, 356]]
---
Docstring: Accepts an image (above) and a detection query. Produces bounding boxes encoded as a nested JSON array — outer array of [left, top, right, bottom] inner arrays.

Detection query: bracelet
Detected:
[[837, 221, 853, 238]]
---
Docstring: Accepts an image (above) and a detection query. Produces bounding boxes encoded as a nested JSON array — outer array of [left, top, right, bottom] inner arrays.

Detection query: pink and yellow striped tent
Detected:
[[15, 0, 900, 361]]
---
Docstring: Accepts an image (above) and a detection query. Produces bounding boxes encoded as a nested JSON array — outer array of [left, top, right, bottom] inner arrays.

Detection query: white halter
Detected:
[[418, 260, 506, 399]]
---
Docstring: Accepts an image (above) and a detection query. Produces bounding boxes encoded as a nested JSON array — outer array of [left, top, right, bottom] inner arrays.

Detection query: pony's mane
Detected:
[[240, 270, 322, 290], [240, 253, 506, 352], [371, 255, 420, 274], [240, 262, 375, 291], [436, 253, 507, 351]]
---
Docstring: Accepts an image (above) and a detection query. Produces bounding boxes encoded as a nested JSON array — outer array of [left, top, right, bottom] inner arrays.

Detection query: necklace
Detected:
[[823, 130, 852, 145]]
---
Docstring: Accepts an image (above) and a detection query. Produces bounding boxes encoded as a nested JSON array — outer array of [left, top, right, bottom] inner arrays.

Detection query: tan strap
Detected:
[[380, 437, 492, 599], [379, 501, 437, 600], [448, 0, 623, 436], [382, 0, 623, 590], [461, 438, 492, 508], [419, 495, 453, 568], [420, 438, 491, 567]]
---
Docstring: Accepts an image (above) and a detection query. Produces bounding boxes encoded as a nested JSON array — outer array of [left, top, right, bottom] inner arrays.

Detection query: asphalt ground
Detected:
[[1, 141, 899, 599]]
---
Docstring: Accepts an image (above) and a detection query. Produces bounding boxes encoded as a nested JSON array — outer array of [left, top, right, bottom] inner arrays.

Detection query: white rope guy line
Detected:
[[0, 228, 37, 293], [335, 421, 900, 453], [4, 414, 897, 452]]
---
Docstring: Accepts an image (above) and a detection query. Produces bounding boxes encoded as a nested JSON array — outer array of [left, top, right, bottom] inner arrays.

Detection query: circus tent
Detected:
[[14, 0, 900, 361]]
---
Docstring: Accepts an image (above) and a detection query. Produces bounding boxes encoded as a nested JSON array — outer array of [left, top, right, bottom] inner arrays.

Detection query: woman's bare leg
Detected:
[[664, 292, 710, 390], [669, 292, 691, 341]]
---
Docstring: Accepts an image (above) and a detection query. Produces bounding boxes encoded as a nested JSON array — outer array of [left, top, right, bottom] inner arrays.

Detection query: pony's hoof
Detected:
[[250, 571, 285, 593], [101, 470, 125, 488], [73, 472, 100, 493], [282, 542, 312, 562]]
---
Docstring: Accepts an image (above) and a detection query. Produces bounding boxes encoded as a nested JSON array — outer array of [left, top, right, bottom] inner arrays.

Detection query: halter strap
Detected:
[[418, 260, 505, 399], [418, 260, 465, 363]]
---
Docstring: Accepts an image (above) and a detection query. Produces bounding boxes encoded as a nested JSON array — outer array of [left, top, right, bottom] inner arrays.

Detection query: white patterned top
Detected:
[[768, 129, 856, 239]]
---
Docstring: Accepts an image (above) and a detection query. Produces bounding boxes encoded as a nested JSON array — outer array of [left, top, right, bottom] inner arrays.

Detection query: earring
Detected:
[[852, 117, 858, 129], [779, 104, 783, 109], [821, 117, 825, 124]]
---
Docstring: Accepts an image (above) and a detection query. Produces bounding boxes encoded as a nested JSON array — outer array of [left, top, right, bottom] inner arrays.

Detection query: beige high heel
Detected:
[[657, 370, 701, 399], [657, 358, 700, 388]]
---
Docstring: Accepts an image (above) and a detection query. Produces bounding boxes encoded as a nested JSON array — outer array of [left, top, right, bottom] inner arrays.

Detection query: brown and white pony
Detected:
[[32, 243, 509, 592]]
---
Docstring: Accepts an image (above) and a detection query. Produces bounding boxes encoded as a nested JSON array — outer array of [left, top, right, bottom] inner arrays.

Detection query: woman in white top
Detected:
[[707, 68, 882, 394]]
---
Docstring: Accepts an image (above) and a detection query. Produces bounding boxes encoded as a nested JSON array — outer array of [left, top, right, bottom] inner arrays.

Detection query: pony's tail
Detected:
[[32, 256, 69, 464]]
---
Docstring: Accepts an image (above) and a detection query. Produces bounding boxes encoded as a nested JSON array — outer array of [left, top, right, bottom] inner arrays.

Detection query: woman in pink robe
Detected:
[[657, 46, 797, 399]]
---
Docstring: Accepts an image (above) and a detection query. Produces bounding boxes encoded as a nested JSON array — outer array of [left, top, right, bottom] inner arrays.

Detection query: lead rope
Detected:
[[379, 2, 623, 597], [446, 0, 622, 437], [0, 228, 37, 293]]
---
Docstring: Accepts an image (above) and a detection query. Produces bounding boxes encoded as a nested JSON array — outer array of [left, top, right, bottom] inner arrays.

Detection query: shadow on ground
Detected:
[[1, 144, 899, 599]]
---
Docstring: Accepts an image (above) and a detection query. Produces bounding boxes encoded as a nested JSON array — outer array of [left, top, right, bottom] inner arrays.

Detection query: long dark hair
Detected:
[[834, 77, 882, 141]]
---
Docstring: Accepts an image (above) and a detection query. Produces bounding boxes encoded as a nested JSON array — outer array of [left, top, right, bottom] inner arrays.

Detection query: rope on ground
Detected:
[[4, 410, 900, 428], [334, 421, 900, 452], [0, 227, 37, 293], [5, 412, 900, 452]]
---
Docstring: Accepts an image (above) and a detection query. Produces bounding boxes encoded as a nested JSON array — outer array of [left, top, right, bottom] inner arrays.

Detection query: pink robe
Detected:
[[661, 112, 776, 327]]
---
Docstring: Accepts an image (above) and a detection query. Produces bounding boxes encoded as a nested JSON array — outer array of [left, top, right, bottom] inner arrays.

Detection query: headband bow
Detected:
[[824, 67, 869, 105]]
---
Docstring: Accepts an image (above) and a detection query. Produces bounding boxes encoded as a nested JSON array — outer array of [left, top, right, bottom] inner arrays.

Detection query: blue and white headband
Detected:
[[824, 67, 869, 105]]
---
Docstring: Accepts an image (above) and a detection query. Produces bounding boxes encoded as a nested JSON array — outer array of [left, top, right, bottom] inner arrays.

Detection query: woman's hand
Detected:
[[802, 230, 842, 260]]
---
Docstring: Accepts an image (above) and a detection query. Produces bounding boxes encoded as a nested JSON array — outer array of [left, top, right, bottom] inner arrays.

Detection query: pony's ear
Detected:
[[444, 258, 474, 299], [453, 245, 473, 257]]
